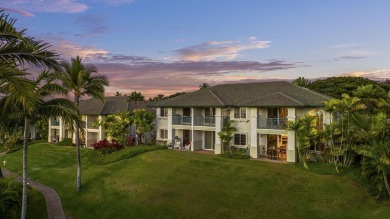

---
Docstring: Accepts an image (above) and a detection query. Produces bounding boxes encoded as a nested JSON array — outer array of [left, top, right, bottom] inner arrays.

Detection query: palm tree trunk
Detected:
[[383, 169, 390, 196], [21, 116, 29, 219], [75, 97, 81, 191]]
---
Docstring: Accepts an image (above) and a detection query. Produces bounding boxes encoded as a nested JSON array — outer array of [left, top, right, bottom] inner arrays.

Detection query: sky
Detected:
[[2, 0, 390, 97]]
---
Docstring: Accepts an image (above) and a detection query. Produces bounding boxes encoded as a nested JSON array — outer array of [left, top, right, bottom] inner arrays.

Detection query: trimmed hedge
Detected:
[[87, 145, 167, 165], [55, 138, 74, 146]]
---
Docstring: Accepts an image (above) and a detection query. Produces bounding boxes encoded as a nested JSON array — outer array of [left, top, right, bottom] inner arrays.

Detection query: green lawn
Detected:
[[26, 189, 48, 219], [2, 141, 390, 218]]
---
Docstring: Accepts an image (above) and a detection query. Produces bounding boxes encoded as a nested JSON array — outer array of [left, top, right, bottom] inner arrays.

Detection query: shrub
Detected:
[[56, 138, 74, 146], [0, 178, 22, 218], [221, 146, 251, 159], [127, 136, 135, 146], [92, 139, 123, 156], [3, 133, 19, 152]]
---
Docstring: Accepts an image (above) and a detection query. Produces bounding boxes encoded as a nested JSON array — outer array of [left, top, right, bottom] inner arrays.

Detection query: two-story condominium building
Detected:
[[150, 81, 331, 162], [48, 96, 154, 147]]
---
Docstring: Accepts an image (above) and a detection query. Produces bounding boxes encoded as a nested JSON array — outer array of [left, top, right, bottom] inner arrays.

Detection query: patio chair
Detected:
[[174, 141, 181, 150], [183, 142, 191, 151]]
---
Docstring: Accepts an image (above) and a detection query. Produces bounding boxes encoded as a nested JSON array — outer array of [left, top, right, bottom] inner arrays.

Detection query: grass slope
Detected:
[[2, 141, 390, 218]]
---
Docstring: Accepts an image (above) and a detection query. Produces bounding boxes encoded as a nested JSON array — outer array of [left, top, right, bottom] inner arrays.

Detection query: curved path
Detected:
[[0, 152, 66, 219]]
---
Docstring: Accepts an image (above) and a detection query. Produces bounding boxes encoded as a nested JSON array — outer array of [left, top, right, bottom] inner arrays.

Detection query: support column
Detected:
[[214, 108, 222, 154], [59, 117, 65, 141], [249, 107, 259, 158], [191, 108, 194, 151], [287, 108, 296, 162], [98, 116, 105, 141], [48, 117, 53, 142], [167, 108, 173, 145]]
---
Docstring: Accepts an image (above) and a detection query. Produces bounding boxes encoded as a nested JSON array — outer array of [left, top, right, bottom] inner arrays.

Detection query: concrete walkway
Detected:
[[0, 152, 66, 219]]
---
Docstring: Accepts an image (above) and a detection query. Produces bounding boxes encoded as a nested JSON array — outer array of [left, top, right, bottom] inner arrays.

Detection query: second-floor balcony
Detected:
[[172, 115, 192, 125], [257, 118, 287, 130], [194, 116, 215, 126], [172, 115, 216, 127]]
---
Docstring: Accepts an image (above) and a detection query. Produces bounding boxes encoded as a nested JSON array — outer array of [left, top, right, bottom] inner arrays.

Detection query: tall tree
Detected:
[[128, 91, 145, 109], [131, 109, 155, 144], [217, 120, 236, 153], [0, 12, 63, 219], [307, 76, 378, 98], [352, 84, 389, 114], [58, 56, 109, 191], [199, 83, 210, 89], [148, 94, 165, 102], [292, 77, 310, 87]]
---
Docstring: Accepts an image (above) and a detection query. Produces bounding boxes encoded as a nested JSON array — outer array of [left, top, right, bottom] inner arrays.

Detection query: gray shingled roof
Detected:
[[79, 96, 155, 115], [150, 81, 330, 108]]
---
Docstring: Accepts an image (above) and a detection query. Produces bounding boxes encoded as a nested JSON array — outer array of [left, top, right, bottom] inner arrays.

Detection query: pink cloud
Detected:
[[0, 0, 88, 15], [175, 38, 271, 61], [341, 69, 390, 80], [0, 7, 35, 17]]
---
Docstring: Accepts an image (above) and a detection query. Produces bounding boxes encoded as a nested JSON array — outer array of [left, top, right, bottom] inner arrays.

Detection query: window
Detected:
[[316, 111, 324, 131], [268, 108, 287, 118], [160, 129, 168, 139], [234, 107, 246, 119], [234, 134, 246, 146], [160, 107, 168, 117], [205, 108, 215, 117]]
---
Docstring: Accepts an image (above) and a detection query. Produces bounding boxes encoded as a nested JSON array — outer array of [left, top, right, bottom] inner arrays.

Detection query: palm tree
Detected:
[[1, 70, 81, 218], [128, 91, 145, 109], [130, 109, 155, 144], [0, 12, 62, 219], [58, 56, 109, 191], [352, 84, 388, 114], [217, 120, 236, 153], [287, 115, 317, 169], [0, 13, 59, 70]]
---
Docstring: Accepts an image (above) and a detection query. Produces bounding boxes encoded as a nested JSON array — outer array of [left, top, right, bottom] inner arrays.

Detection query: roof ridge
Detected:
[[212, 88, 232, 105], [278, 92, 304, 105], [208, 89, 225, 105], [98, 101, 107, 114]]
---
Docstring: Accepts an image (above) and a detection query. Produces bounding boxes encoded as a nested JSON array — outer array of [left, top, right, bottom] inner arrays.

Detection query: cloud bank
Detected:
[[38, 36, 294, 97], [175, 38, 271, 61], [341, 69, 390, 80], [0, 0, 135, 16]]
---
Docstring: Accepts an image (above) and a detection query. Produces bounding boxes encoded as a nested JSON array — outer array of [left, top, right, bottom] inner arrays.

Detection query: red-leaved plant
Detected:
[[92, 139, 123, 156]]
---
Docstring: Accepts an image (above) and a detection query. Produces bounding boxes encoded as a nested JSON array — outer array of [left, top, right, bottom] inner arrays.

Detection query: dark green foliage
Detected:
[[32, 118, 48, 139], [220, 146, 251, 159], [0, 178, 22, 219], [307, 76, 379, 98], [292, 77, 310, 87], [55, 138, 74, 146], [87, 145, 167, 165]]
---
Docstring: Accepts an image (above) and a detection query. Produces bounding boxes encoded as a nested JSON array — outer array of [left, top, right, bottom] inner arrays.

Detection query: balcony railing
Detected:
[[257, 118, 287, 130], [51, 120, 60, 126], [194, 116, 215, 126], [172, 115, 192, 125]]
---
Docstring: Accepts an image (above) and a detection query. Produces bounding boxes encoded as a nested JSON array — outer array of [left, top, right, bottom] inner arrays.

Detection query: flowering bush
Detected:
[[92, 139, 122, 156]]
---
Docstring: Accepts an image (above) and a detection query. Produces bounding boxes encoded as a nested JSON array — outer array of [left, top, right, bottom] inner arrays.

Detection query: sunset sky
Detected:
[[2, 0, 390, 97]]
